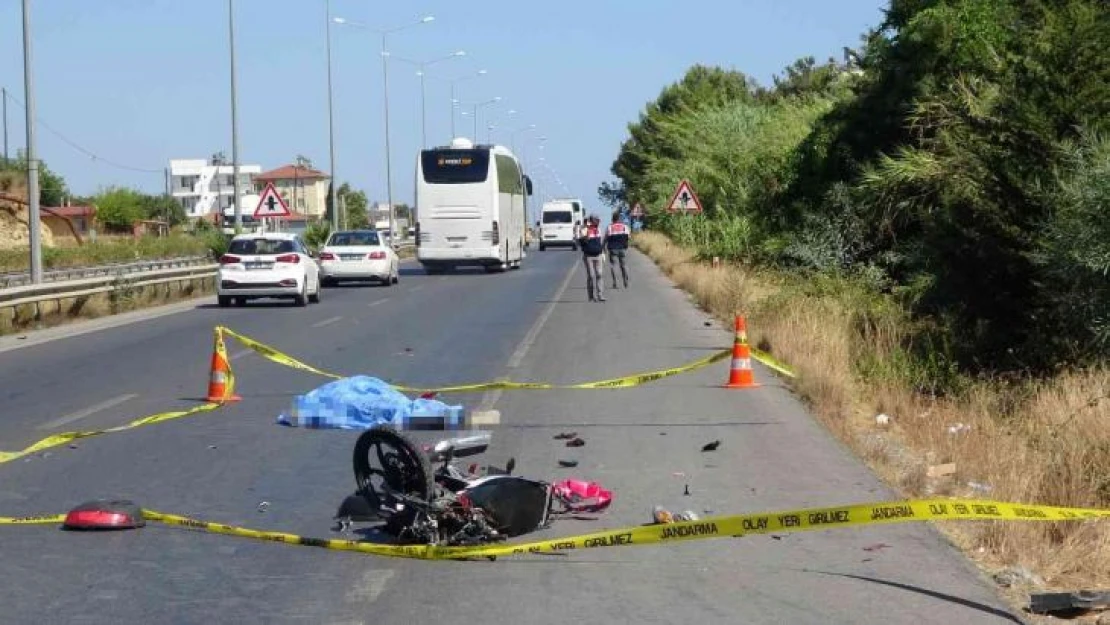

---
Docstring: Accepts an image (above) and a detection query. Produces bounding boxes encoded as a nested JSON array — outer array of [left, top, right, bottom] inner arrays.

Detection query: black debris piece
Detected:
[[1029, 591, 1110, 615], [566, 438, 585, 448], [702, 440, 721, 452], [558, 459, 579, 468]]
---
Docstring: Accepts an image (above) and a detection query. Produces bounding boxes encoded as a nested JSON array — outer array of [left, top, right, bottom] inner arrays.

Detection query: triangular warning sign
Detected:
[[253, 182, 291, 218], [666, 179, 703, 214]]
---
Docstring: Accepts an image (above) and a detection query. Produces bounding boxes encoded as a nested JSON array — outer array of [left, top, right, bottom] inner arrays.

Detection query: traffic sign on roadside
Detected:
[[253, 183, 291, 218], [666, 180, 703, 214]]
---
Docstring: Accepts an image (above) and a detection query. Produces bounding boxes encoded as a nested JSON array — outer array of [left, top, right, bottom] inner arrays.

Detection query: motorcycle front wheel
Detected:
[[352, 425, 435, 534]]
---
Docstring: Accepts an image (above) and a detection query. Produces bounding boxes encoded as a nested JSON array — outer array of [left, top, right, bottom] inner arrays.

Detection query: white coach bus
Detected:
[[414, 137, 532, 274]]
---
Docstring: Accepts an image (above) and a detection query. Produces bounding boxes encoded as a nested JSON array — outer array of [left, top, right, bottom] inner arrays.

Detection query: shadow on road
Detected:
[[805, 570, 1024, 624]]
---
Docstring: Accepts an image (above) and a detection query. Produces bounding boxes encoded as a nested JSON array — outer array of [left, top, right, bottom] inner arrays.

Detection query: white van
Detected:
[[538, 200, 583, 251], [414, 138, 532, 274]]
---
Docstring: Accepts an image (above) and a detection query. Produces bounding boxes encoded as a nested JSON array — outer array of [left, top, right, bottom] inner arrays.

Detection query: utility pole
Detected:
[[381, 33, 395, 240], [325, 0, 338, 231], [2, 86, 8, 162], [229, 0, 243, 233], [22, 0, 42, 284]]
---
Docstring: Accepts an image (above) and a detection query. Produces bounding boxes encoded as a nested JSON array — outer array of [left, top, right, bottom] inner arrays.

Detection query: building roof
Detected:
[[43, 206, 96, 218], [255, 164, 330, 181]]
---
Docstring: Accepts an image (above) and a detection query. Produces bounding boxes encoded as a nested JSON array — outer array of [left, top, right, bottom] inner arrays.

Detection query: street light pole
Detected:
[[229, 0, 242, 234], [380, 34, 395, 240], [325, 0, 338, 231], [21, 0, 42, 283]]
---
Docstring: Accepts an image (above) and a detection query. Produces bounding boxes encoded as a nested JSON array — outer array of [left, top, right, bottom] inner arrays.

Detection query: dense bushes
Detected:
[[606, 0, 1110, 376]]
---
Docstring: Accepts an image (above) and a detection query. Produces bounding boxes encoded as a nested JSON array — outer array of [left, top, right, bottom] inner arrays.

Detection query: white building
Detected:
[[169, 159, 262, 218]]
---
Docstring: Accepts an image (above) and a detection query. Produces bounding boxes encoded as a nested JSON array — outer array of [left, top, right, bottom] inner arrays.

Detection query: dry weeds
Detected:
[[636, 231, 1110, 603]]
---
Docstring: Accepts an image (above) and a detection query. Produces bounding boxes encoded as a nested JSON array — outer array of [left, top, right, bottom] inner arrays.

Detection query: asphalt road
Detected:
[[0, 248, 1023, 624]]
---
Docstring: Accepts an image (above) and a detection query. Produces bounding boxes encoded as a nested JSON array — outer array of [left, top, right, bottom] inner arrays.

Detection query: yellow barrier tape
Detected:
[[751, 347, 796, 378], [7, 498, 1101, 558], [0, 328, 241, 467], [0, 514, 66, 525], [219, 325, 733, 393], [0, 402, 228, 467], [219, 326, 344, 381]]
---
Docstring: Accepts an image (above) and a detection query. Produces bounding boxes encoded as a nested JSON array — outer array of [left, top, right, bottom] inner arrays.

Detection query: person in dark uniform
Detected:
[[604, 210, 631, 289]]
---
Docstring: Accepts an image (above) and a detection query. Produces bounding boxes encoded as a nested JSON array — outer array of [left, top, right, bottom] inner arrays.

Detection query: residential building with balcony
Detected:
[[170, 159, 262, 218]]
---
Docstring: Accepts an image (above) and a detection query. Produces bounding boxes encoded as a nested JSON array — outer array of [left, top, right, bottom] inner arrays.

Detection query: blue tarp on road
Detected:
[[277, 376, 466, 430]]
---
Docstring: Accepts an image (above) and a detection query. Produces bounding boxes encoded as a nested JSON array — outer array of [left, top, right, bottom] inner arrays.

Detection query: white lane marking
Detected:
[[38, 393, 139, 430], [470, 410, 501, 426], [311, 316, 343, 329], [344, 569, 394, 606], [367, 298, 390, 308], [508, 260, 577, 369], [477, 260, 578, 411]]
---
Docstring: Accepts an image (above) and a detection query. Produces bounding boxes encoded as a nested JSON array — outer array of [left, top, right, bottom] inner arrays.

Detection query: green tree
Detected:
[[338, 183, 369, 229], [0, 152, 70, 206], [94, 187, 145, 230], [140, 194, 187, 226]]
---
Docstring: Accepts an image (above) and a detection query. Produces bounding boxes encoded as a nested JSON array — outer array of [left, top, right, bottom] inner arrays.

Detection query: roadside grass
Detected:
[[635, 231, 1110, 595], [0, 234, 212, 273]]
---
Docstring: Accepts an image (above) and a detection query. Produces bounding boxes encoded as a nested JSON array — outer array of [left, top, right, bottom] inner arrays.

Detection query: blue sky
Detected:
[[0, 0, 887, 209]]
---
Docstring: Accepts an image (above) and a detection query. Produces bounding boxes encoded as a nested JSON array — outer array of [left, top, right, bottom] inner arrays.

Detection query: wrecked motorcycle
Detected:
[[335, 425, 611, 548]]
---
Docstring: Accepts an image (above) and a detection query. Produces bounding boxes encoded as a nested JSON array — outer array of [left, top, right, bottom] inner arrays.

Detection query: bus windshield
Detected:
[[421, 149, 490, 184]]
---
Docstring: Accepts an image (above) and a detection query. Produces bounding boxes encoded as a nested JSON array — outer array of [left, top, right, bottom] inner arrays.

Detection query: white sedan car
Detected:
[[217, 232, 322, 307], [317, 230, 400, 287]]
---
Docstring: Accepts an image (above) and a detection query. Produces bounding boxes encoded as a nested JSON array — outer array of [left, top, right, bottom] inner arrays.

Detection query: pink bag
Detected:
[[551, 479, 613, 513]]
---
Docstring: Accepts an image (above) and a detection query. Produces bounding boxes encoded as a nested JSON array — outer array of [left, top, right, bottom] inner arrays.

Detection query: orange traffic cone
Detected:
[[724, 315, 760, 389], [206, 329, 241, 402]]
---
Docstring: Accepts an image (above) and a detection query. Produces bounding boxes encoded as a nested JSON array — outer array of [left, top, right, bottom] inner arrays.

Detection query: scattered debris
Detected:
[[565, 437, 585, 448], [993, 566, 1045, 589], [1028, 590, 1110, 615], [675, 511, 700, 522], [653, 506, 674, 524], [862, 543, 892, 552], [553, 432, 577, 440], [659, 432, 667, 436], [257, 501, 270, 513], [68, 444, 78, 450], [208, 445, 218, 450], [875, 413, 891, 426], [672, 472, 686, 478], [558, 459, 579, 468], [926, 463, 957, 478], [683, 484, 691, 496], [703, 321, 712, 327], [419, 392, 437, 400], [967, 481, 993, 494], [947, 423, 972, 435], [701, 440, 721, 452]]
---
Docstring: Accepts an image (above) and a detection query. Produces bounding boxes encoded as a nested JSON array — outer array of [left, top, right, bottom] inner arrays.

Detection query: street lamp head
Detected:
[[477, 69, 488, 75], [421, 15, 435, 23], [332, 17, 347, 24], [454, 50, 466, 57]]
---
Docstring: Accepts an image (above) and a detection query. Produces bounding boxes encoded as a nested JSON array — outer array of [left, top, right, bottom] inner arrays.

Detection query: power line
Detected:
[[1, 89, 163, 174]]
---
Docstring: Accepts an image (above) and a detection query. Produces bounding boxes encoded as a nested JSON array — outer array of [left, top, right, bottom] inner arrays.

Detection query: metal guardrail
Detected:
[[0, 264, 218, 310], [0, 256, 212, 289]]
